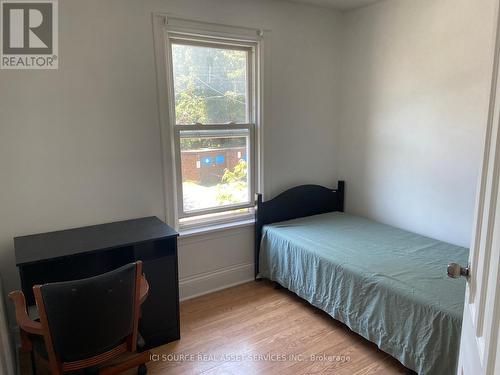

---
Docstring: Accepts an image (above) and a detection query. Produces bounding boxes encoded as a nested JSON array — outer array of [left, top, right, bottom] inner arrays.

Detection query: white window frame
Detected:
[[152, 14, 265, 231]]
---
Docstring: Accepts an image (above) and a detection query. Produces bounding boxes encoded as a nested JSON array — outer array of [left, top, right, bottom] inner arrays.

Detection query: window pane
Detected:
[[179, 131, 250, 213], [172, 43, 248, 125]]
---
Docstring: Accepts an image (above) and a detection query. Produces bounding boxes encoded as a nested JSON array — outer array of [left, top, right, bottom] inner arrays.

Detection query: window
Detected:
[[162, 25, 261, 229]]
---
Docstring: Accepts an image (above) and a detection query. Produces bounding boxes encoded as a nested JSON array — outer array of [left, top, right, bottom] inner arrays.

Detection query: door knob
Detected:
[[447, 263, 470, 278]]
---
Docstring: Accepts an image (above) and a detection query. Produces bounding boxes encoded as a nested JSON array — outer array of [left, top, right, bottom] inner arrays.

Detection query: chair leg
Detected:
[[30, 351, 37, 375], [99, 351, 151, 375], [137, 363, 147, 375], [84, 365, 100, 375]]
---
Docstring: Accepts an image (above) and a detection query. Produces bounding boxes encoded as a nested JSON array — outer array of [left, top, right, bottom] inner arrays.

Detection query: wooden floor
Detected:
[[145, 281, 406, 375], [23, 280, 408, 375]]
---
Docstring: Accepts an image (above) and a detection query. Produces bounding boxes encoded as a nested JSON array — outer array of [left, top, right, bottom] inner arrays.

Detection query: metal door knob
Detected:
[[447, 263, 470, 278]]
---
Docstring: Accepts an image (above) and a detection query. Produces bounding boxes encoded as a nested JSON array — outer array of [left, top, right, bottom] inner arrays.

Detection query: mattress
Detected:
[[258, 212, 468, 375]]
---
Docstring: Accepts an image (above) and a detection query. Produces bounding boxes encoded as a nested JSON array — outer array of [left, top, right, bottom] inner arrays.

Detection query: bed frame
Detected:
[[254, 180, 345, 278]]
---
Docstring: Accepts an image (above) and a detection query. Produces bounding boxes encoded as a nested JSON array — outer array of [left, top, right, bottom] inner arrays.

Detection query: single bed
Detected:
[[255, 181, 468, 375]]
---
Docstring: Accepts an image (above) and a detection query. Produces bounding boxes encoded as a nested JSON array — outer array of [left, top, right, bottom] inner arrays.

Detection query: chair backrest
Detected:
[[36, 262, 139, 362]]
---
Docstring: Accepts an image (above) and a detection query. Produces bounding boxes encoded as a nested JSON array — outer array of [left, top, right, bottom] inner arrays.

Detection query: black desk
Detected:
[[14, 216, 180, 349]]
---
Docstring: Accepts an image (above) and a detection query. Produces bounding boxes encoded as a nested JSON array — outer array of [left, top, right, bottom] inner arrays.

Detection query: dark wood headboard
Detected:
[[254, 180, 345, 278]]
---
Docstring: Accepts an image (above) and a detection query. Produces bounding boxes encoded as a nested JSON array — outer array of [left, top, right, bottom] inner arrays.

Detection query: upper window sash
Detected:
[[167, 34, 257, 126]]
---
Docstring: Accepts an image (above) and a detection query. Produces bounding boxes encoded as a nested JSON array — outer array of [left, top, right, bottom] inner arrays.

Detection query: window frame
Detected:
[[155, 15, 264, 230]]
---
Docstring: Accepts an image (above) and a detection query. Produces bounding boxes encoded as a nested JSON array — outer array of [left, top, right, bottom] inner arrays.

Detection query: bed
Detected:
[[255, 181, 468, 375]]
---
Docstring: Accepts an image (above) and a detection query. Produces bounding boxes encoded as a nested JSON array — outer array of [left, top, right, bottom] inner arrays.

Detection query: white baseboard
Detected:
[[179, 262, 254, 301]]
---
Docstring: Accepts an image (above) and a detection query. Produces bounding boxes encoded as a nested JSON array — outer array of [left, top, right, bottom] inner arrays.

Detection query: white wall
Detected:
[[338, 0, 497, 247], [0, 0, 342, 325], [0, 0, 495, 340]]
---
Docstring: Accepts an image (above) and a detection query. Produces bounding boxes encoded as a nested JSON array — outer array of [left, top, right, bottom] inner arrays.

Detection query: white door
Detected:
[[457, 2, 500, 373]]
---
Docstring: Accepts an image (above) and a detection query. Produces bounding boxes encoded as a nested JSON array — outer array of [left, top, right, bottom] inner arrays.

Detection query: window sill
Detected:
[[178, 218, 255, 238]]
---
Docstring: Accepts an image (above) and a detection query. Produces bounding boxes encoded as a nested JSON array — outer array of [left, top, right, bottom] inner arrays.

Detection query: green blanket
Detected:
[[259, 212, 468, 375]]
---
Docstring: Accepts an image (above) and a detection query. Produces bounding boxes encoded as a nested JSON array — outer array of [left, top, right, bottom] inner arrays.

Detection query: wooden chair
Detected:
[[9, 261, 151, 375]]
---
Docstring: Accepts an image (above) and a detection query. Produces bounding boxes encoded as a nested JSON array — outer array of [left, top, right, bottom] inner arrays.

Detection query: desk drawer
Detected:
[[133, 238, 176, 262]]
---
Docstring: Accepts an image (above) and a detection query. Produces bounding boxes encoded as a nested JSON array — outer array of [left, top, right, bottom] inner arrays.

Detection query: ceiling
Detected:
[[286, 0, 383, 11]]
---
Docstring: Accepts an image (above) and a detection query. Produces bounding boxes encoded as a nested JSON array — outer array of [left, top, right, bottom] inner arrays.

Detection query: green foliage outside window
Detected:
[[216, 160, 248, 204]]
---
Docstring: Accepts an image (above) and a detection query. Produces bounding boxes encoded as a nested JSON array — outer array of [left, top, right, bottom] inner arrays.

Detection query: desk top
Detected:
[[14, 216, 178, 266]]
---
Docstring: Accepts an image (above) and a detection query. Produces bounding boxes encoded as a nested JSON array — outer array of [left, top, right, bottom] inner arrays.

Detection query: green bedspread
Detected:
[[259, 212, 468, 375]]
